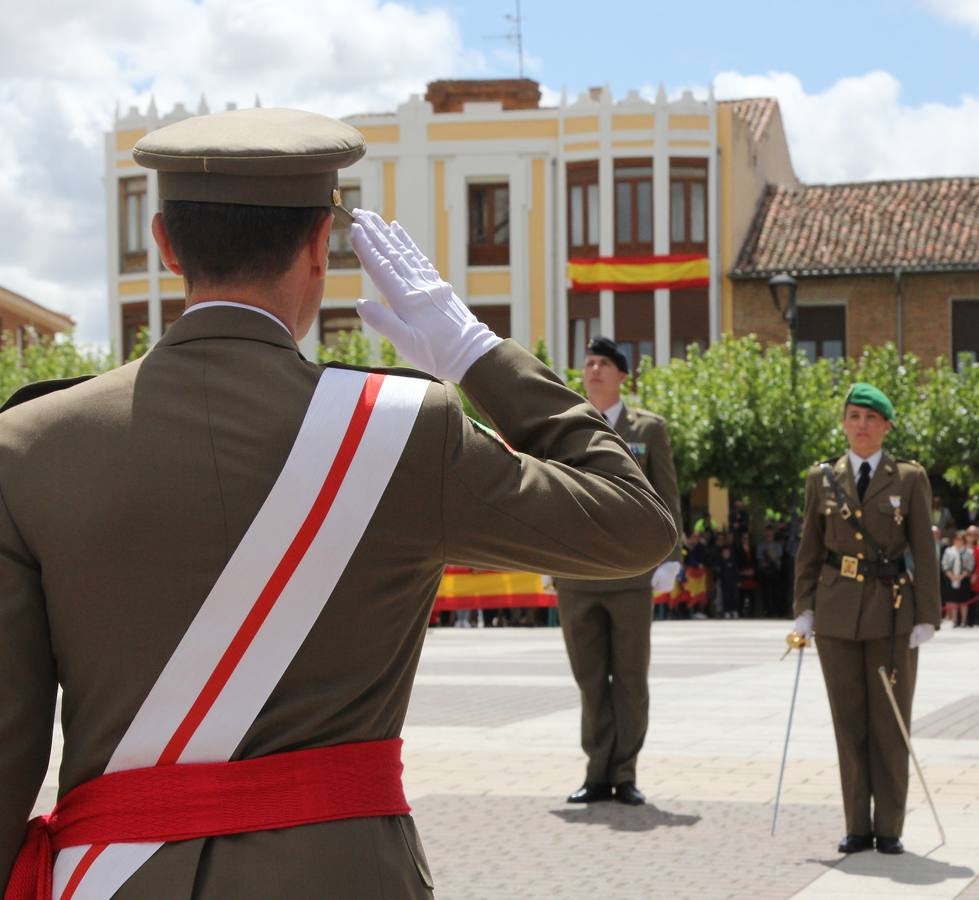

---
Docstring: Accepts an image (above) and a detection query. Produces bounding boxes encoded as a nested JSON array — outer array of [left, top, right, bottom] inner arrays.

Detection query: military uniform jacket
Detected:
[[0, 308, 677, 898], [555, 405, 681, 594], [794, 451, 941, 641]]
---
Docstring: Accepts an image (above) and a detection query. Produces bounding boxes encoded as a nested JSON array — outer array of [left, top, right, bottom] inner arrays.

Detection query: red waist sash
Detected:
[[5, 738, 409, 900]]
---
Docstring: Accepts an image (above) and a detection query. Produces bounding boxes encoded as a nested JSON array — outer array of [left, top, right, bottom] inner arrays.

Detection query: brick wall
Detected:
[[731, 271, 979, 364], [425, 79, 541, 113]]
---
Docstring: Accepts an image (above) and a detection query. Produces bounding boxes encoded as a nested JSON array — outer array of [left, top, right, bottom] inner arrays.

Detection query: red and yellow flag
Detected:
[[568, 255, 709, 292], [435, 567, 556, 610]]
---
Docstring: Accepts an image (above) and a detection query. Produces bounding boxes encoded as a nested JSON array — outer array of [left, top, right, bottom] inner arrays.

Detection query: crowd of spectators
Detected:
[[433, 495, 979, 628]]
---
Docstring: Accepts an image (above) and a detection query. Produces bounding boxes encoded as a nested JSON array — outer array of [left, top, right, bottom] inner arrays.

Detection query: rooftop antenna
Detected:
[[484, 0, 525, 78]]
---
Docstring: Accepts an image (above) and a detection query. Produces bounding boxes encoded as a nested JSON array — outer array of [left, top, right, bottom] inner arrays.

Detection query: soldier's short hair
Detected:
[[161, 200, 330, 287]]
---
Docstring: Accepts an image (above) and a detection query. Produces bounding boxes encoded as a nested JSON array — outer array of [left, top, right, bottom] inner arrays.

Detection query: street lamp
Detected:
[[768, 272, 802, 596], [768, 273, 799, 363]]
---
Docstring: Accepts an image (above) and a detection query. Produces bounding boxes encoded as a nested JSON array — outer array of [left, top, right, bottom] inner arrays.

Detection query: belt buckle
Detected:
[[840, 555, 860, 579]]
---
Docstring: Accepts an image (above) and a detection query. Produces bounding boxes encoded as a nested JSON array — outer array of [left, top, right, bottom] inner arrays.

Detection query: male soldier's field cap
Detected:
[[845, 382, 895, 420], [133, 107, 366, 224], [586, 336, 629, 373]]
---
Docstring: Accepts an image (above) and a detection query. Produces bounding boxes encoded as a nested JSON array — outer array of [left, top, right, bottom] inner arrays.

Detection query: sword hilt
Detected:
[[781, 631, 809, 660]]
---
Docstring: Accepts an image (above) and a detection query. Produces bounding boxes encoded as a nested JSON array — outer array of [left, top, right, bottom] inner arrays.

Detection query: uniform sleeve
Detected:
[[908, 466, 942, 627], [0, 484, 57, 890], [444, 340, 677, 578], [643, 417, 682, 563], [793, 468, 824, 616]]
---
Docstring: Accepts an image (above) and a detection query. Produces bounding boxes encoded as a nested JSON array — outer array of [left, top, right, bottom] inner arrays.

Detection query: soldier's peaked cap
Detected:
[[133, 107, 366, 224], [586, 336, 628, 373], [845, 382, 894, 421]]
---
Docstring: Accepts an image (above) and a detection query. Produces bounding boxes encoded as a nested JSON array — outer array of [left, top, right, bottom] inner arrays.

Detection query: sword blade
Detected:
[[876, 666, 947, 846], [771, 646, 805, 836]]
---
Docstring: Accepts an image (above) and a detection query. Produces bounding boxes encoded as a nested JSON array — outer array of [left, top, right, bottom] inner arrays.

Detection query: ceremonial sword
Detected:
[[877, 666, 946, 845], [771, 632, 807, 837]]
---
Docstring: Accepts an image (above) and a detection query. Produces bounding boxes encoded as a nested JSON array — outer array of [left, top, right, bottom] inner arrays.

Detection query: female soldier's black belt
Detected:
[[825, 550, 907, 581]]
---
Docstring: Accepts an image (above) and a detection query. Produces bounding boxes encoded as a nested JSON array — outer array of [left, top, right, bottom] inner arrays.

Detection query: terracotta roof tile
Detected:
[[732, 177, 979, 277], [720, 98, 777, 143]]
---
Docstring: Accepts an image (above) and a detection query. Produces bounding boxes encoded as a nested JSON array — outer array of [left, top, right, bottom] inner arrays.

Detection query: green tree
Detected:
[[1, 330, 112, 407], [316, 330, 373, 366]]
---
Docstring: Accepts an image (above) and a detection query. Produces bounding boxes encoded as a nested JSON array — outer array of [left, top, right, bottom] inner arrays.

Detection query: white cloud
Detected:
[[711, 70, 979, 184], [920, 0, 979, 31], [0, 0, 478, 343]]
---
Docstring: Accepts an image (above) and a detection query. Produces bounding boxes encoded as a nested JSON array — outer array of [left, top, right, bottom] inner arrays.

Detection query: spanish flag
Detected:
[[434, 567, 556, 611], [568, 255, 709, 293]]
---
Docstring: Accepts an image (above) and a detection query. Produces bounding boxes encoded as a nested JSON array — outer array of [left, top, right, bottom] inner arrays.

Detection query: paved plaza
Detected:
[[35, 620, 979, 898], [401, 621, 979, 899]]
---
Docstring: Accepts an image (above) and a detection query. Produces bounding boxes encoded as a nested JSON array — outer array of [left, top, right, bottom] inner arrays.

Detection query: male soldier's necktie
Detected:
[[857, 461, 871, 502]]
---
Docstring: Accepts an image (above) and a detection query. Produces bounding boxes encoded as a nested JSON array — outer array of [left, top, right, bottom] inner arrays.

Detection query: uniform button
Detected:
[[857, 553, 865, 559], [855, 510, 863, 519], [857, 574, 865, 583], [855, 532, 863, 540]]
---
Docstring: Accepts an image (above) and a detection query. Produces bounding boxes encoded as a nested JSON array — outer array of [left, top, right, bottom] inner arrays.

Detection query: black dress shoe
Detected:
[[613, 781, 646, 805], [566, 782, 612, 803], [837, 834, 874, 853], [876, 836, 904, 855]]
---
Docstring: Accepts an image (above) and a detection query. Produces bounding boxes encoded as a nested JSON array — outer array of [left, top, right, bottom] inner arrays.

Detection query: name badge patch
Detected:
[[627, 442, 647, 459]]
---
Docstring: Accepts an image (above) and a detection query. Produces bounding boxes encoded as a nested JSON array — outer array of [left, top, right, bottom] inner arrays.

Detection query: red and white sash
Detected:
[[52, 368, 428, 900]]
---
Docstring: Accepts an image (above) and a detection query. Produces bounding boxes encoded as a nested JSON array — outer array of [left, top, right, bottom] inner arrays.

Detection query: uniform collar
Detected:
[[157, 304, 301, 353], [183, 300, 291, 336], [597, 399, 624, 428], [848, 448, 883, 479]]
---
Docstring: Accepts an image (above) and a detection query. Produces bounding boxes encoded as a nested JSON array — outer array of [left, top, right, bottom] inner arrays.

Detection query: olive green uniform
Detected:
[[555, 407, 681, 786], [795, 452, 941, 837], [0, 310, 677, 898]]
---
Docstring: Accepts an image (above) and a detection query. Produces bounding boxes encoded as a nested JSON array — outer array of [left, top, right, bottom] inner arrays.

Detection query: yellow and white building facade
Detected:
[[106, 82, 795, 370]]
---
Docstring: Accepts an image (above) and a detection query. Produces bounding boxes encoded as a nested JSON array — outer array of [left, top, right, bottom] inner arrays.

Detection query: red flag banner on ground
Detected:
[[568, 255, 709, 292]]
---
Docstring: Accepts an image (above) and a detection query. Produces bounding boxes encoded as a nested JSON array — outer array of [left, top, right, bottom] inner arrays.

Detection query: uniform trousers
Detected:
[[816, 635, 917, 837], [557, 587, 651, 785]]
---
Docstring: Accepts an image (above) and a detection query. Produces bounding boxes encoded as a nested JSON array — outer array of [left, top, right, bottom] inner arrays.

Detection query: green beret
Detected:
[[133, 108, 366, 224], [845, 382, 894, 420]]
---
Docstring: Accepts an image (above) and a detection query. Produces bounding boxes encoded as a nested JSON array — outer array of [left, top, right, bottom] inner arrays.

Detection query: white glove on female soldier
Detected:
[[908, 623, 935, 649], [792, 609, 814, 639], [350, 210, 501, 382]]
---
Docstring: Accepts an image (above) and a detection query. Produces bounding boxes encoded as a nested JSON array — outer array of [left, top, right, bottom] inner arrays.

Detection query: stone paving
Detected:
[[34, 620, 979, 898], [401, 621, 979, 899]]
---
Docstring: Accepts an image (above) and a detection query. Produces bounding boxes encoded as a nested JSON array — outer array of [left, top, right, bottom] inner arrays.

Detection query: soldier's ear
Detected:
[[152, 213, 183, 276]]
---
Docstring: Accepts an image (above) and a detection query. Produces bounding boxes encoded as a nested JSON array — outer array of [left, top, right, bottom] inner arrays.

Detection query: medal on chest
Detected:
[[889, 495, 903, 526]]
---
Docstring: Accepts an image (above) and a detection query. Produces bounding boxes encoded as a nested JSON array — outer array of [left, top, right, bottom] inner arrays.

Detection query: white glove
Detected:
[[909, 623, 935, 649], [350, 210, 501, 382], [651, 561, 681, 593], [792, 610, 814, 639]]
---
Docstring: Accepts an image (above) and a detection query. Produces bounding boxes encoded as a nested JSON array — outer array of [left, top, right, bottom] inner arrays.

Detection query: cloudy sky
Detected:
[[1, 0, 977, 344]]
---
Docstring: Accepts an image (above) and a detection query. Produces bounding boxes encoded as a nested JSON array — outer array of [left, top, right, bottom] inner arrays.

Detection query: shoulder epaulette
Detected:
[[0, 375, 95, 414]]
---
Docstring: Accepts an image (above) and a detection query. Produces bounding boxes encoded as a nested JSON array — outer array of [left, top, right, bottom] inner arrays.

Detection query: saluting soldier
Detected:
[[556, 337, 682, 807], [793, 383, 941, 855], [0, 110, 678, 898]]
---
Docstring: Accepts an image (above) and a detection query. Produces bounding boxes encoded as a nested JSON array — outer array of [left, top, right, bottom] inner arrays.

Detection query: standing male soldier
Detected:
[[556, 337, 682, 806], [0, 110, 677, 898], [794, 383, 940, 855]]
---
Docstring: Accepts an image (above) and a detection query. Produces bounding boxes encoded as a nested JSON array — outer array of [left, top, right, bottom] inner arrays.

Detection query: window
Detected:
[[614, 159, 653, 256], [614, 292, 655, 370], [328, 185, 361, 269], [670, 288, 709, 359], [797, 305, 846, 362], [472, 304, 511, 340], [319, 307, 362, 350], [568, 292, 601, 369], [119, 177, 148, 273], [669, 158, 707, 253], [952, 299, 979, 371], [121, 301, 149, 360], [162, 299, 184, 333], [567, 162, 599, 256], [468, 183, 510, 266]]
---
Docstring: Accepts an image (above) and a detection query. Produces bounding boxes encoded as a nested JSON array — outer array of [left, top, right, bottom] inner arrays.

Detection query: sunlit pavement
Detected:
[[36, 620, 979, 898], [402, 621, 979, 899]]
